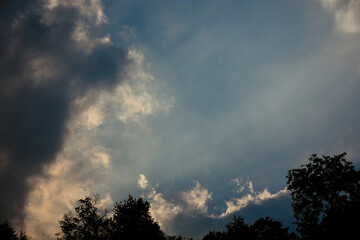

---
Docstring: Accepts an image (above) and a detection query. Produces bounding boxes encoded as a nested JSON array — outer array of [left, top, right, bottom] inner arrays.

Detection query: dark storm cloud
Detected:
[[0, 0, 128, 223]]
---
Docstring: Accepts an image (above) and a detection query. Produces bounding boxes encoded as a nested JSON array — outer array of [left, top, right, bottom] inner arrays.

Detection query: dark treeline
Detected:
[[0, 220, 28, 240], [202, 216, 298, 240], [1, 153, 359, 240]]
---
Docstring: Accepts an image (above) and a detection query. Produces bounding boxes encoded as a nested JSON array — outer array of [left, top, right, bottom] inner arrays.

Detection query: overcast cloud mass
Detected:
[[0, 0, 360, 239]]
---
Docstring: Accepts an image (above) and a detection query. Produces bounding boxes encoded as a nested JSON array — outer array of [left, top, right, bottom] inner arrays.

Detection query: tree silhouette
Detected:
[[56, 195, 111, 240], [0, 221, 29, 240], [286, 153, 360, 239], [202, 215, 297, 240], [111, 195, 166, 240], [252, 217, 298, 240], [57, 195, 166, 240], [202, 231, 226, 240], [225, 215, 255, 240], [167, 236, 194, 240], [0, 221, 18, 240]]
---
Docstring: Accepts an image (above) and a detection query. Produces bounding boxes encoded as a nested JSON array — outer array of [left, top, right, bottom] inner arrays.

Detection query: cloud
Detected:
[[232, 178, 255, 194], [71, 22, 97, 53], [22, 41, 170, 238], [41, 0, 107, 25], [22, 96, 119, 239], [115, 49, 174, 122], [137, 174, 183, 232], [24, 148, 113, 239], [217, 180, 289, 218], [181, 181, 212, 214], [321, 0, 360, 34], [138, 174, 150, 189], [79, 103, 105, 131], [71, 48, 173, 130], [119, 25, 137, 42], [0, 0, 127, 225], [87, 147, 112, 169], [137, 174, 288, 235], [24, 159, 90, 240], [147, 191, 184, 231], [137, 175, 212, 233]]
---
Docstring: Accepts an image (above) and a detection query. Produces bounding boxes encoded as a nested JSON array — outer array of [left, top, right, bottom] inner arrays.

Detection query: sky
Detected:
[[0, 0, 360, 239]]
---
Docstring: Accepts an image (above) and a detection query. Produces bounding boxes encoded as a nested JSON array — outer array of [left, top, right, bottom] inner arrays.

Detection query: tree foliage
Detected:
[[286, 152, 360, 239], [0, 221, 29, 240], [167, 235, 193, 240], [111, 195, 166, 240], [56, 194, 110, 240], [56, 194, 165, 240], [0, 221, 18, 240], [202, 216, 297, 240], [252, 217, 298, 240], [54, 152, 359, 240], [202, 231, 226, 240], [225, 216, 255, 239]]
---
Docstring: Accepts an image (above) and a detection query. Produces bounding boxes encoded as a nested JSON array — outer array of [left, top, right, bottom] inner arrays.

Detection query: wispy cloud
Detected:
[[138, 174, 183, 232], [218, 188, 289, 218], [138, 174, 213, 233], [24, 147, 113, 239], [72, 48, 174, 130], [209, 177, 289, 218], [41, 0, 107, 26], [232, 177, 254, 194], [116, 49, 174, 123], [138, 174, 288, 234], [23, 44, 172, 239], [320, 0, 360, 34], [119, 25, 137, 42]]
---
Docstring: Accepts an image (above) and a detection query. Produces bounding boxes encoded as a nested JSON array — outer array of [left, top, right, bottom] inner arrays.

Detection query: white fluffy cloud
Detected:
[[181, 181, 212, 214], [72, 48, 173, 131], [115, 49, 174, 122], [321, 0, 360, 34], [137, 174, 183, 232], [217, 179, 289, 218], [137, 174, 289, 234], [40, 0, 111, 54], [137, 175, 213, 233], [24, 145, 113, 239], [138, 173, 150, 189]]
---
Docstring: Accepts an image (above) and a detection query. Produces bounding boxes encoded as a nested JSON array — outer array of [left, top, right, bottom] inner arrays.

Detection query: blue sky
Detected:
[[1, 0, 360, 239]]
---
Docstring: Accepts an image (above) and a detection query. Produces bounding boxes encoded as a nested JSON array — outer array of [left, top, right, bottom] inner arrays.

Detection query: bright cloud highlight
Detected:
[[218, 180, 289, 218], [138, 174, 289, 234], [321, 0, 360, 34]]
